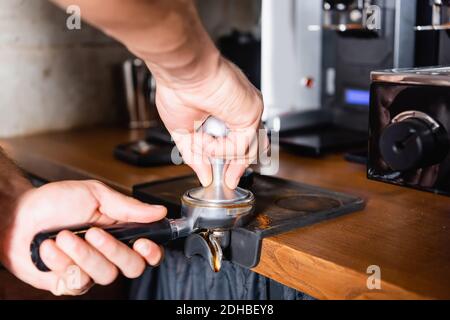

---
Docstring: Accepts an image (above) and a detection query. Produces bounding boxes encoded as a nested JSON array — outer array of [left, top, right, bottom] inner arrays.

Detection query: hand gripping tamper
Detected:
[[180, 116, 255, 271], [30, 117, 255, 272]]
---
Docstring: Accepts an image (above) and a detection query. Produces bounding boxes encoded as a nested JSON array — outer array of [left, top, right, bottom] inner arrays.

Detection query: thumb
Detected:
[[87, 181, 167, 223], [173, 132, 213, 187], [190, 162, 212, 187]]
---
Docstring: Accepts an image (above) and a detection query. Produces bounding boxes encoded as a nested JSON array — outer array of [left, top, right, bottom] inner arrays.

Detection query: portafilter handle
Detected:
[[30, 219, 178, 272]]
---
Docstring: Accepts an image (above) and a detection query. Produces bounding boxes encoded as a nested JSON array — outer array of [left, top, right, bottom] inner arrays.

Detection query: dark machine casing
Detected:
[[368, 67, 450, 196]]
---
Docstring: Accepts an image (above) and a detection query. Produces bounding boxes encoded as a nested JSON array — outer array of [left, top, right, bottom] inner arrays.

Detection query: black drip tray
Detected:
[[133, 174, 365, 268]]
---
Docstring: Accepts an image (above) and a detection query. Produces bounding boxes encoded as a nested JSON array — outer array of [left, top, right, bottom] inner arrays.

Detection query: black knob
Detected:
[[379, 117, 448, 172]]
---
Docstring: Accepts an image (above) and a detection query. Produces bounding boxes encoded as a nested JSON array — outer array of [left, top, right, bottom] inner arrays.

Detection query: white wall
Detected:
[[0, 0, 131, 137], [261, 0, 322, 121], [0, 0, 261, 138]]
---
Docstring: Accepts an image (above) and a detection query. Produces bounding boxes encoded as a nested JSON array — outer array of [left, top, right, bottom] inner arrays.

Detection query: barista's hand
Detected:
[[155, 56, 268, 189], [0, 180, 166, 296]]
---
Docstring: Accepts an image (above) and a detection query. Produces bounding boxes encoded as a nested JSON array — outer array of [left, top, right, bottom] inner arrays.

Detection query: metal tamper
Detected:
[[181, 117, 255, 271], [30, 116, 255, 272]]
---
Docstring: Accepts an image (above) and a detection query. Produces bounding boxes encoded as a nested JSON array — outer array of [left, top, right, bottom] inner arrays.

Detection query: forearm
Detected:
[[51, 0, 220, 87], [0, 148, 32, 262], [0, 149, 32, 204]]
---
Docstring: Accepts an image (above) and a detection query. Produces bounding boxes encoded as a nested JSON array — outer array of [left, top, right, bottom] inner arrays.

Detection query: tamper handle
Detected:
[[202, 117, 228, 188], [188, 116, 251, 202], [202, 116, 229, 138]]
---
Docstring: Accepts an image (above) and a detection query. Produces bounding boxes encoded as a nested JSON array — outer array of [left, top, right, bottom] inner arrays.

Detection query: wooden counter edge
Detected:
[[253, 237, 429, 300]]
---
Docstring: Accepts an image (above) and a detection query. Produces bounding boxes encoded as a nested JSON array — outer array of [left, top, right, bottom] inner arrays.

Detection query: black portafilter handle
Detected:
[[31, 218, 174, 272]]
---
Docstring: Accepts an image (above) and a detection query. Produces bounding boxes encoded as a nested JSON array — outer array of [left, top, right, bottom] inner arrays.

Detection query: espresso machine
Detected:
[[114, 58, 175, 167], [415, 0, 450, 66], [262, 0, 417, 155]]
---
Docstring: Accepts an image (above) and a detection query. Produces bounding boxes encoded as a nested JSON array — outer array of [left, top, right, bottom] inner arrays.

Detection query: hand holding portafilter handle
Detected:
[[30, 219, 176, 272], [30, 117, 228, 272]]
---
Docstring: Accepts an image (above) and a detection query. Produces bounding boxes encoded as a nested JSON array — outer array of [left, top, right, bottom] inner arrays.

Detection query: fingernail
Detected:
[[58, 231, 77, 251], [54, 278, 66, 296], [226, 177, 239, 189], [150, 246, 164, 266], [200, 174, 212, 187], [41, 241, 57, 261], [135, 241, 151, 256], [88, 228, 105, 247]]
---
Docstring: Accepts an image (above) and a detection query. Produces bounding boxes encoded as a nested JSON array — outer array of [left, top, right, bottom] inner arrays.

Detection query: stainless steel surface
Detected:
[[393, 0, 417, 68], [122, 58, 157, 129], [204, 231, 223, 272], [184, 231, 223, 272], [135, 59, 152, 129], [178, 117, 255, 271], [415, 24, 450, 31], [392, 111, 442, 132], [314, 0, 403, 34], [187, 185, 251, 203], [167, 191, 255, 241], [188, 116, 249, 203], [371, 66, 450, 87], [169, 218, 191, 239], [415, 0, 450, 31], [181, 110, 255, 223], [310, 24, 367, 32], [187, 116, 255, 204], [187, 154, 251, 203], [123, 59, 139, 128], [212, 230, 230, 248]]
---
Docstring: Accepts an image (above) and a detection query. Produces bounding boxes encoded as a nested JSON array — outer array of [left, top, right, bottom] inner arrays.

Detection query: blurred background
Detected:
[[0, 0, 261, 137]]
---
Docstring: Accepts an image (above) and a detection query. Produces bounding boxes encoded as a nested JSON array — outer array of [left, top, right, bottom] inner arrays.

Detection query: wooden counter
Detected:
[[1, 126, 449, 300]]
